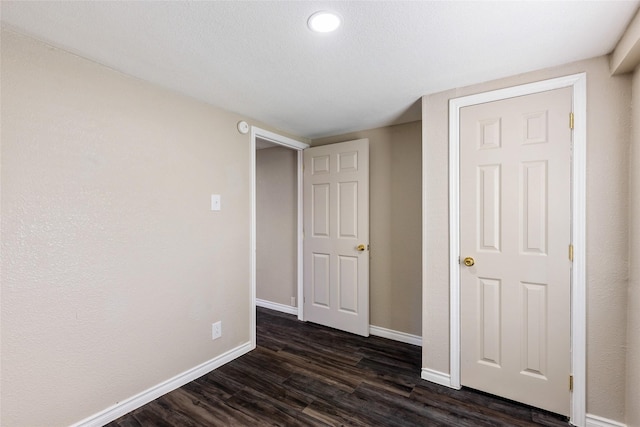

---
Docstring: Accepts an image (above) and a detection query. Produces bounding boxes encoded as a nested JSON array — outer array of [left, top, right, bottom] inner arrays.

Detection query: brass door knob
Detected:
[[463, 257, 475, 267], [356, 244, 366, 252]]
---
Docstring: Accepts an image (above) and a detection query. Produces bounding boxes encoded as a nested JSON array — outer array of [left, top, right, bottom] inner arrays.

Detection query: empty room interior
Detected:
[[2, 1, 640, 426]]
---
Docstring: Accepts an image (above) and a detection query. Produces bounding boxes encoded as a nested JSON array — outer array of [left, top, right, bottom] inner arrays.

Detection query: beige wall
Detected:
[[0, 29, 295, 426], [627, 66, 640, 427], [256, 146, 297, 306], [422, 56, 632, 422], [313, 121, 422, 336]]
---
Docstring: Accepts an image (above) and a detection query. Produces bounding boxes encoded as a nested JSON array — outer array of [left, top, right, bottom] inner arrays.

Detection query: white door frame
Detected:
[[250, 127, 309, 349], [448, 73, 586, 426]]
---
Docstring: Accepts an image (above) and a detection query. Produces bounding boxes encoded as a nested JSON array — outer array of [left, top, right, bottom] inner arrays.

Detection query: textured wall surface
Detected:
[[312, 121, 422, 336], [627, 66, 640, 427], [256, 146, 298, 306], [421, 56, 631, 422], [1, 29, 259, 426]]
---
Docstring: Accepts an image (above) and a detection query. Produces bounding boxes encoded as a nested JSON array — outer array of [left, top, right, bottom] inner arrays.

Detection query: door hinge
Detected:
[[569, 244, 574, 262], [569, 112, 574, 130], [569, 375, 574, 391]]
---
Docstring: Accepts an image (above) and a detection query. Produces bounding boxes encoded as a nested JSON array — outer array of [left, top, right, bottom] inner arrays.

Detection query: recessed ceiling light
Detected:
[[307, 11, 341, 33]]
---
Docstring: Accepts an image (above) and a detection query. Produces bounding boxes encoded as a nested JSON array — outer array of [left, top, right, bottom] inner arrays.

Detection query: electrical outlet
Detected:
[[291, 296, 296, 307], [212, 321, 222, 340]]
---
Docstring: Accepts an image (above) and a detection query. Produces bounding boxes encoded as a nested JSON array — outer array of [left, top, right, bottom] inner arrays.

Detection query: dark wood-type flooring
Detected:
[[107, 307, 570, 426]]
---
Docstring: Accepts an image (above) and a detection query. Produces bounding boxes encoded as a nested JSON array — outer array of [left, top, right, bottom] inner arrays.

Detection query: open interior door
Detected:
[[303, 139, 369, 336]]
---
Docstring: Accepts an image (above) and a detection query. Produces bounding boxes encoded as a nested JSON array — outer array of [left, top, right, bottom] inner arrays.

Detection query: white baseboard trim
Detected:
[[369, 325, 422, 347], [256, 298, 298, 315], [256, 302, 422, 348], [421, 367, 456, 388], [421, 368, 616, 424], [585, 414, 627, 427], [254, 303, 421, 348], [70, 341, 253, 427]]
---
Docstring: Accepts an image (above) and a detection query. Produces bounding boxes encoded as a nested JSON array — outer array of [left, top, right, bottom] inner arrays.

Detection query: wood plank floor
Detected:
[[107, 307, 570, 426]]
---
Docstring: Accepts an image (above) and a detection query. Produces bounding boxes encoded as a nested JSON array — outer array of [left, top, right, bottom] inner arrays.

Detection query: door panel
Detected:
[[311, 183, 330, 236], [303, 139, 369, 336], [311, 253, 330, 307], [521, 281, 547, 377], [338, 181, 358, 237], [478, 164, 501, 252], [478, 277, 501, 367], [460, 88, 572, 415], [338, 255, 358, 312]]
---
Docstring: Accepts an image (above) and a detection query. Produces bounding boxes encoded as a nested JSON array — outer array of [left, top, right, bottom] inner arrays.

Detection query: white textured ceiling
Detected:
[[1, 1, 638, 139]]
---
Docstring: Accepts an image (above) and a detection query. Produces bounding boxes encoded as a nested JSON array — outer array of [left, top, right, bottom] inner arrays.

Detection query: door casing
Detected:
[[447, 74, 586, 426], [250, 127, 309, 350]]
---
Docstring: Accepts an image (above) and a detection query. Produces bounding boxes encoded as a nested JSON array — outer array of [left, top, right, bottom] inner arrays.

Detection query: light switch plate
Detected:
[[211, 194, 221, 211]]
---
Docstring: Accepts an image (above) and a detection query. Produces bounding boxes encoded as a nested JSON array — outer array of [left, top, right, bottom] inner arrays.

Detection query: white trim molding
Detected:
[[296, 149, 304, 322], [250, 129, 257, 349], [447, 73, 587, 426], [251, 127, 308, 151], [256, 298, 298, 315], [585, 414, 627, 427], [254, 301, 422, 347], [421, 368, 452, 388], [70, 341, 253, 427], [250, 127, 309, 337], [369, 325, 422, 347]]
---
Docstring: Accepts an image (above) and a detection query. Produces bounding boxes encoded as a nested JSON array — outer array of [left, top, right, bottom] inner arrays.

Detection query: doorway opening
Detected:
[[250, 127, 309, 349]]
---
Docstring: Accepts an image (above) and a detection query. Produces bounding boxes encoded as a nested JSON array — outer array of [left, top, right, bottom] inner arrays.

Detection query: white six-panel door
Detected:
[[459, 87, 572, 415], [303, 139, 369, 336]]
